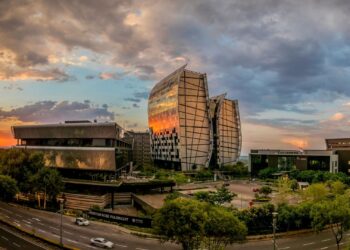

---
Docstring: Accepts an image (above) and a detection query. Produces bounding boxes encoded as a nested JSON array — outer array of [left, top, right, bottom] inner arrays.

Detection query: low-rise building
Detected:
[[124, 131, 151, 168]]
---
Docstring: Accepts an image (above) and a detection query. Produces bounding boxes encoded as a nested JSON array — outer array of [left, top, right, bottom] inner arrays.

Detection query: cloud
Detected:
[[330, 112, 345, 121], [133, 91, 149, 99], [0, 100, 115, 123], [0, 68, 71, 82], [132, 103, 140, 108], [99, 72, 128, 80], [124, 97, 141, 103]]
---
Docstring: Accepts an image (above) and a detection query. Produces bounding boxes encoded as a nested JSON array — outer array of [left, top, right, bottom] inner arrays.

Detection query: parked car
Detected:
[[90, 238, 114, 248], [75, 217, 89, 226]]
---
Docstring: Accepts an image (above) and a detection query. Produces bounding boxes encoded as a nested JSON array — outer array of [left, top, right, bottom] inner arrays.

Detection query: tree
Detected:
[[310, 195, 350, 250], [0, 175, 18, 201], [153, 197, 247, 250], [290, 179, 298, 191], [259, 186, 272, 198], [0, 149, 44, 193], [153, 198, 208, 250], [204, 206, 247, 250], [194, 186, 236, 205], [31, 168, 64, 209], [302, 183, 329, 202]]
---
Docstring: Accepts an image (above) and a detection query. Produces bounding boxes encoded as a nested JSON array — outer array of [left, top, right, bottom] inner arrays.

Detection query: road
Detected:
[[0, 202, 178, 250], [0, 226, 45, 250], [0, 201, 349, 250]]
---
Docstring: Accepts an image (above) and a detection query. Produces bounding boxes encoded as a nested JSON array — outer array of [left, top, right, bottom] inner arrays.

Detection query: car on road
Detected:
[[90, 238, 114, 248], [75, 217, 89, 226]]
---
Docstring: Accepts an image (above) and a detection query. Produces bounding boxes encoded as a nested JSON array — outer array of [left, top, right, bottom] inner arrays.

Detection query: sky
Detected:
[[1, 0, 350, 155]]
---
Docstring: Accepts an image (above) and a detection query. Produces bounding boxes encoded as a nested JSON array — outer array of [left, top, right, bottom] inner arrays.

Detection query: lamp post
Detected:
[[59, 200, 64, 248], [272, 212, 278, 250]]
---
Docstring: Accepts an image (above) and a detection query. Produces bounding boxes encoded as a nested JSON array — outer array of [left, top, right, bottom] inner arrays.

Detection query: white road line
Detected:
[[303, 242, 315, 246], [38, 229, 47, 233], [52, 234, 59, 238], [32, 217, 40, 221], [1, 236, 8, 241], [67, 239, 78, 244], [320, 247, 328, 250], [279, 247, 290, 250], [80, 235, 89, 239], [12, 242, 21, 248], [64, 231, 74, 235], [4, 215, 9, 219], [38, 222, 45, 226], [136, 248, 149, 250], [15, 214, 23, 218], [22, 220, 31, 224], [13, 222, 21, 227], [114, 243, 127, 248], [322, 239, 331, 242], [49, 226, 58, 230]]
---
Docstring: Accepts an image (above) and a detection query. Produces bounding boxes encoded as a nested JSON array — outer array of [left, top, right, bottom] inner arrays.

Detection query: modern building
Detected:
[[124, 131, 151, 168], [326, 138, 350, 174], [12, 120, 132, 179], [249, 149, 338, 176], [209, 94, 241, 167], [148, 65, 212, 171], [148, 65, 242, 171]]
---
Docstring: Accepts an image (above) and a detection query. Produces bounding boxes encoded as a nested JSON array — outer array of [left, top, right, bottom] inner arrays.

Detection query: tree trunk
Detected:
[[44, 188, 47, 210], [37, 192, 41, 208]]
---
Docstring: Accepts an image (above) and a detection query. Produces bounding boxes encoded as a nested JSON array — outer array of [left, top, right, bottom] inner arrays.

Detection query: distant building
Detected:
[[12, 121, 132, 178], [124, 131, 151, 168], [249, 149, 338, 176], [209, 94, 241, 167], [148, 65, 242, 171], [325, 138, 350, 174]]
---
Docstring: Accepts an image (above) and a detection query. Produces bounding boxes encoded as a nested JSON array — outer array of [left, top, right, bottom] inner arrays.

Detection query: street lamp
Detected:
[[58, 199, 64, 248], [272, 212, 278, 250]]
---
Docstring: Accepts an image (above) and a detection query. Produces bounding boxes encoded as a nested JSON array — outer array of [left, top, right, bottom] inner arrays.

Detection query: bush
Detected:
[[0, 175, 18, 201], [194, 170, 214, 181], [258, 167, 278, 179], [222, 162, 249, 177]]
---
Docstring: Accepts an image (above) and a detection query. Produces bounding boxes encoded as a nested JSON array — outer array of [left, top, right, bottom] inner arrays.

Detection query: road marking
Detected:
[[320, 247, 328, 250], [115, 243, 127, 248], [38, 222, 45, 226], [38, 229, 47, 233], [15, 214, 23, 218], [4, 215, 9, 219], [136, 248, 149, 250], [322, 239, 331, 242], [279, 247, 290, 250], [12, 242, 21, 248], [49, 226, 58, 230], [52, 234, 59, 238], [32, 217, 41, 221], [67, 239, 78, 244], [80, 235, 89, 239], [22, 220, 32, 224], [64, 230, 74, 235], [14, 222, 21, 227], [1, 236, 8, 241], [303, 242, 315, 246], [0, 208, 12, 214]]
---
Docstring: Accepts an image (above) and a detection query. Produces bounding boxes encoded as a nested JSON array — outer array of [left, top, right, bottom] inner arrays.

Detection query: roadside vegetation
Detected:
[[0, 148, 64, 209]]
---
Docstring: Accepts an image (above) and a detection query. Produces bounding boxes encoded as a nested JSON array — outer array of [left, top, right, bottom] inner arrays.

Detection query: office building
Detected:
[[148, 65, 212, 171], [249, 149, 338, 176], [209, 94, 241, 167], [124, 131, 151, 168], [148, 65, 242, 171], [326, 138, 350, 174], [12, 121, 132, 178]]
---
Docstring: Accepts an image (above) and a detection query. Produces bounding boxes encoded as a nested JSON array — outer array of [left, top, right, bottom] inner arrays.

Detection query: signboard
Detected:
[[88, 210, 152, 228]]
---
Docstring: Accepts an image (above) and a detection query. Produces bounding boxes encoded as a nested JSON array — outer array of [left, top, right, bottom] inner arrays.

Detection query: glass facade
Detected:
[[148, 66, 212, 171]]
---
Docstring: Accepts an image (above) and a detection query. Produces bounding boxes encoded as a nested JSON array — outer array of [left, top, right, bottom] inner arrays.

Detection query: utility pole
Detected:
[[272, 212, 278, 250], [60, 200, 63, 248]]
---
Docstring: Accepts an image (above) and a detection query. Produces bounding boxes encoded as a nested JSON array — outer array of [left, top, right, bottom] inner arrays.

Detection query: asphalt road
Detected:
[[0, 201, 349, 250], [0, 226, 45, 250]]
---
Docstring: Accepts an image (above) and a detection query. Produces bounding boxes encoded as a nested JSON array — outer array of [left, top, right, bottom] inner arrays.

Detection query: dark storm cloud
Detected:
[[0, 101, 115, 123]]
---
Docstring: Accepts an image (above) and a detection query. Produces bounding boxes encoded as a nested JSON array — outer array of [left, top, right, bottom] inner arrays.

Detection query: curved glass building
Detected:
[[148, 65, 212, 171], [148, 65, 241, 171]]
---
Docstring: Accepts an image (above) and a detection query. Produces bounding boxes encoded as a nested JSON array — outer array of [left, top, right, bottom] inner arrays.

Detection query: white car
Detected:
[[75, 217, 89, 226], [90, 238, 114, 248]]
